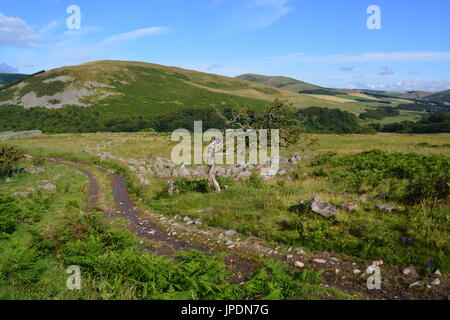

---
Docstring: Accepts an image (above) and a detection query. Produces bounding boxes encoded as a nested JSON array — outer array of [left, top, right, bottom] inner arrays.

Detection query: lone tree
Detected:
[[206, 99, 302, 192]]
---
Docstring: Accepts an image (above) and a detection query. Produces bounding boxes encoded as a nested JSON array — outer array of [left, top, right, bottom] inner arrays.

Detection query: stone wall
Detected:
[[0, 130, 43, 141]]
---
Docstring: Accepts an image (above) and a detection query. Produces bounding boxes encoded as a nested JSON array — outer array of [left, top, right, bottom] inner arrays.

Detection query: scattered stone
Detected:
[[375, 192, 389, 201], [194, 218, 203, 225], [295, 248, 305, 255], [183, 216, 191, 222], [40, 183, 56, 191], [402, 266, 420, 279], [24, 166, 45, 174], [430, 278, 440, 286], [435, 269, 442, 277], [376, 204, 395, 212], [355, 194, 369, 201], [237, 170, 252, 180], [197, 207, 214, 213], [313, 259, 327, 264], [294, 261, 305, 268], [353, 269, 361, 274], [409, 281, 423, 289], [286, 255, 293, 259], [13, 192, 30, 197], [340, 202, 358, 212], [225, 230, 237, 237], [330, 257, 340, 262], [335, 269, 340, 274], [311, 198, 337, 218]]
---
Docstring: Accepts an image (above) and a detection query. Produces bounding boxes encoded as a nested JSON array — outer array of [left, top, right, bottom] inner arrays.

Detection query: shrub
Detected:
[[0, 145, 25, 176]]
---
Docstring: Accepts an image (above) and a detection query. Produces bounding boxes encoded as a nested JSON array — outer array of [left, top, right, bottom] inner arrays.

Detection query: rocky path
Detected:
[[47, 157, 448, 300], [48, 157, 257, 282]]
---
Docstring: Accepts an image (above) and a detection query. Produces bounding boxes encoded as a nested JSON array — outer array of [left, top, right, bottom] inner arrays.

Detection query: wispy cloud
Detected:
[[379, 67, 395, 76], [100, 27, 170, 46], [213, 0, 293, 29], [267, 51, 450, 64], [342, 80, 450, 92], [0, 12, 39, 47]]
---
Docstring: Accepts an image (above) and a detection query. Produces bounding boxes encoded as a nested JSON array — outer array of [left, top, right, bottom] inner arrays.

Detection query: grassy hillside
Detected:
[[424, 89, 450, 103], [0, 60, 345, 114]]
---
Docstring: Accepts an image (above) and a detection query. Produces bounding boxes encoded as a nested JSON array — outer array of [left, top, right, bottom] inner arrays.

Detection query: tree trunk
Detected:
[[207, 164, 221, 192]]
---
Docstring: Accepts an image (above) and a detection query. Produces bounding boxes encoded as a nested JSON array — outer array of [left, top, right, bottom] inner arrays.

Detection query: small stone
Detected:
[[376, 204, 395, 212], [430, 278, 440, 286], [312, 199, 337, 218], [330, 257, 340, 262], [40, 183, 56, 191], [294, 261, 305, 268], [335, 269, 340, 274], [434, 269, 442, 277], [402, 266, 419, 279], [286, 255, 294, 259], [313, 259, 327, 264], [295, 248, 305, 255], [194, 218, 203, 225], [354, 269, 361, 274], [340, 203, 358, 212], [409, 281, 423, 289], [225, 230, 237, 237]]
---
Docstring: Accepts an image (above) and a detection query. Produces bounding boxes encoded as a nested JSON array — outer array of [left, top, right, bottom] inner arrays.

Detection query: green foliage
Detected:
[[355, 125, 378, 135], [295, 107, 360, 134], [359, 107, 400, 120], [0, 144, 25, 176], [0, 196, 333, 300], [381, 113, 450, 133], [320, 150, 450, 203], [0, 195, 48, 239]]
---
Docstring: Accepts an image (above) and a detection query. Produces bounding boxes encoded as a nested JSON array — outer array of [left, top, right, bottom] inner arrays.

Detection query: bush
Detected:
[[0, 145, 25, 176]]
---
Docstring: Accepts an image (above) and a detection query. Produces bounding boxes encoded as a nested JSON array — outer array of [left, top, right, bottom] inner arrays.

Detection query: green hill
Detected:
[[424, 89, 450, 103], [0, 60, 351, 113], [236, 73, 320, 92]]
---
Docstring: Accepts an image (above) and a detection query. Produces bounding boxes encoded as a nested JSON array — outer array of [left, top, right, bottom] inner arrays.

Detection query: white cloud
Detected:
[[0, 62, 18, 73], [342, 80, 450, 92], [0, 12, 39, 47], [100, 27, 170, 46], [268, 51, 450, 64]]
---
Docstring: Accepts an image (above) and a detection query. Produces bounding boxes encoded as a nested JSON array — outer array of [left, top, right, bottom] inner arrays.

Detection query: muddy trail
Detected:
[[47, 157, 448, 300], [48, 157, 257, 282]]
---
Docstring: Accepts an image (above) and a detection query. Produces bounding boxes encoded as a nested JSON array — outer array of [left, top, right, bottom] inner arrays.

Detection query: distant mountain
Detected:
[[0, 73, 28, 86], [236, 74, 320, 92], [423, 89, 450, 103]]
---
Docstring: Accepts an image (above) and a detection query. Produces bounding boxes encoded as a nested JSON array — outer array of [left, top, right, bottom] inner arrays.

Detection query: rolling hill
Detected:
[[423, 89, 450, 103], [0, 60, 346, 114], [236, 74, 320, 92]]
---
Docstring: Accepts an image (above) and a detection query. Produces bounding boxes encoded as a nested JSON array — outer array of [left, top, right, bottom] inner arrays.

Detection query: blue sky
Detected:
[[1, 0, 449, 91]]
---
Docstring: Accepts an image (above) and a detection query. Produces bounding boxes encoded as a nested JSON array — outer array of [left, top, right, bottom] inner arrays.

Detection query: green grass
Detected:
[[0, 143, 348, 300], [6, 133, 450, 272]]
